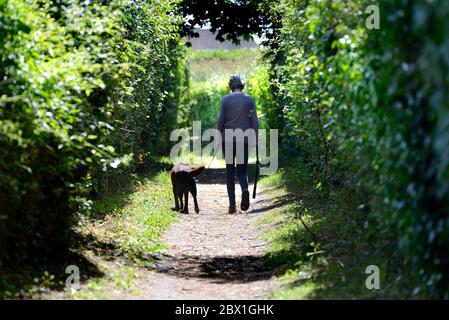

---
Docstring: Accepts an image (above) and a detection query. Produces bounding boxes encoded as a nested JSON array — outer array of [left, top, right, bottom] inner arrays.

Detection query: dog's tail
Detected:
[[189, 165, 205, 177]]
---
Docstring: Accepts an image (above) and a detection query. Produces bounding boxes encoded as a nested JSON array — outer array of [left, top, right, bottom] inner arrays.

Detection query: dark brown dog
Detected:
[[171, 164, 205, 214]]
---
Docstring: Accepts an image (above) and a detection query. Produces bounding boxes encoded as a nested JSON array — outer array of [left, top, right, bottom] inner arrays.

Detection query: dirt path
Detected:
[[49, 167, 278, 300], [133, 167, 277, 299]]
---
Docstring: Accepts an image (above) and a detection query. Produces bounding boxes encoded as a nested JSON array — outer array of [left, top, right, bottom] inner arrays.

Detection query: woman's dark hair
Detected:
[[229, 75, 245, 91]]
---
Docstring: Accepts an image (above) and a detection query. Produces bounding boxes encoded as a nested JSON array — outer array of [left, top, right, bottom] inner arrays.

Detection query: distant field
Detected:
[[181, 47, 269, 130], [188, 48, 260, 82]]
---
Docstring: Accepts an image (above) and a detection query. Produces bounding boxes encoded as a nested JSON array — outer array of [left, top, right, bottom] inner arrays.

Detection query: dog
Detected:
[[171, 164, 205, 214]]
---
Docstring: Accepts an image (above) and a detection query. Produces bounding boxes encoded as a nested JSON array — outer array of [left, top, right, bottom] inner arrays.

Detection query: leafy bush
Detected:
[[181, 78, 228, 129], [261, 0, 449, 297], [96, 0, 185, 192], [370, 0, 449, 298], [0, 0, 183, 266]]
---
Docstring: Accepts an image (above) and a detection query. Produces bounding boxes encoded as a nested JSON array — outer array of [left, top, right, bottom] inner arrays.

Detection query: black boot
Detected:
[[241, 189, 250, 211]]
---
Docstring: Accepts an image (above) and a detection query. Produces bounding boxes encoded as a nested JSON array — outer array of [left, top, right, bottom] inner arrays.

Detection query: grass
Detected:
[[61, 262, 141, 300], [0, 159, 178, 299], [189, 48, 257, 61], [258, 161, 405, 299], [56, 166, 178, 299], [188, 48, 260, 82], [85, 169, 178, 263]]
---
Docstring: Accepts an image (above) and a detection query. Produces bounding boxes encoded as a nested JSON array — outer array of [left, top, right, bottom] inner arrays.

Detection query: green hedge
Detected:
[[261, 0, 449, 297], [372, 0, 449, 298], [0, 0, 183, 266]]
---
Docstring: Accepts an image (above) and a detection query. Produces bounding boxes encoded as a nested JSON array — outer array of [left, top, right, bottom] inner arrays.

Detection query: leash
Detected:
[[194, 145, 219, 180], [253, 143, 259, 199]]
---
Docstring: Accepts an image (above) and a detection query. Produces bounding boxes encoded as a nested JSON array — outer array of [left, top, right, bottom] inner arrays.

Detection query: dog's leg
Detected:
[[171, 173, 180, 211], [191, 182, 199, 213], [178, 190, 184, 213], [183, 190, 189, 214], [173, 186, 179, 211]]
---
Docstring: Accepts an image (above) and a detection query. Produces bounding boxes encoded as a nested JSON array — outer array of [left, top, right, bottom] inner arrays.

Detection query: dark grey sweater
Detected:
[[217, 92, 259, 135]]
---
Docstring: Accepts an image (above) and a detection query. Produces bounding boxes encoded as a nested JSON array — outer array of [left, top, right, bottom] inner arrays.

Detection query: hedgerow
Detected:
[[0, 0, 183, 266], [260, 0, 449, 297]]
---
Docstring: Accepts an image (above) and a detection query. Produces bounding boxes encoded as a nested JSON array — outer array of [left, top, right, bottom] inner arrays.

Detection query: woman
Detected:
[[217, 75, 259, 214]]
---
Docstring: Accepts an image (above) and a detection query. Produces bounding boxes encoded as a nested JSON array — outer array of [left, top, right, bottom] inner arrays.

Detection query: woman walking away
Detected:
[[217, 75, 259, 214]]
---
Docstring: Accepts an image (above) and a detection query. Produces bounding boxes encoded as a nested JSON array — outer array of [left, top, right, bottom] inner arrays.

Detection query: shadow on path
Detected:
[[143, 166, 277, 289], [196, 166, 258, 185], [150, 254, 274, 284]]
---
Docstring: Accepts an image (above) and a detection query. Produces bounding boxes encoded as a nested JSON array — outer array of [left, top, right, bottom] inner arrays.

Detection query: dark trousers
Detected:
[[223, 141, 249, 206]]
